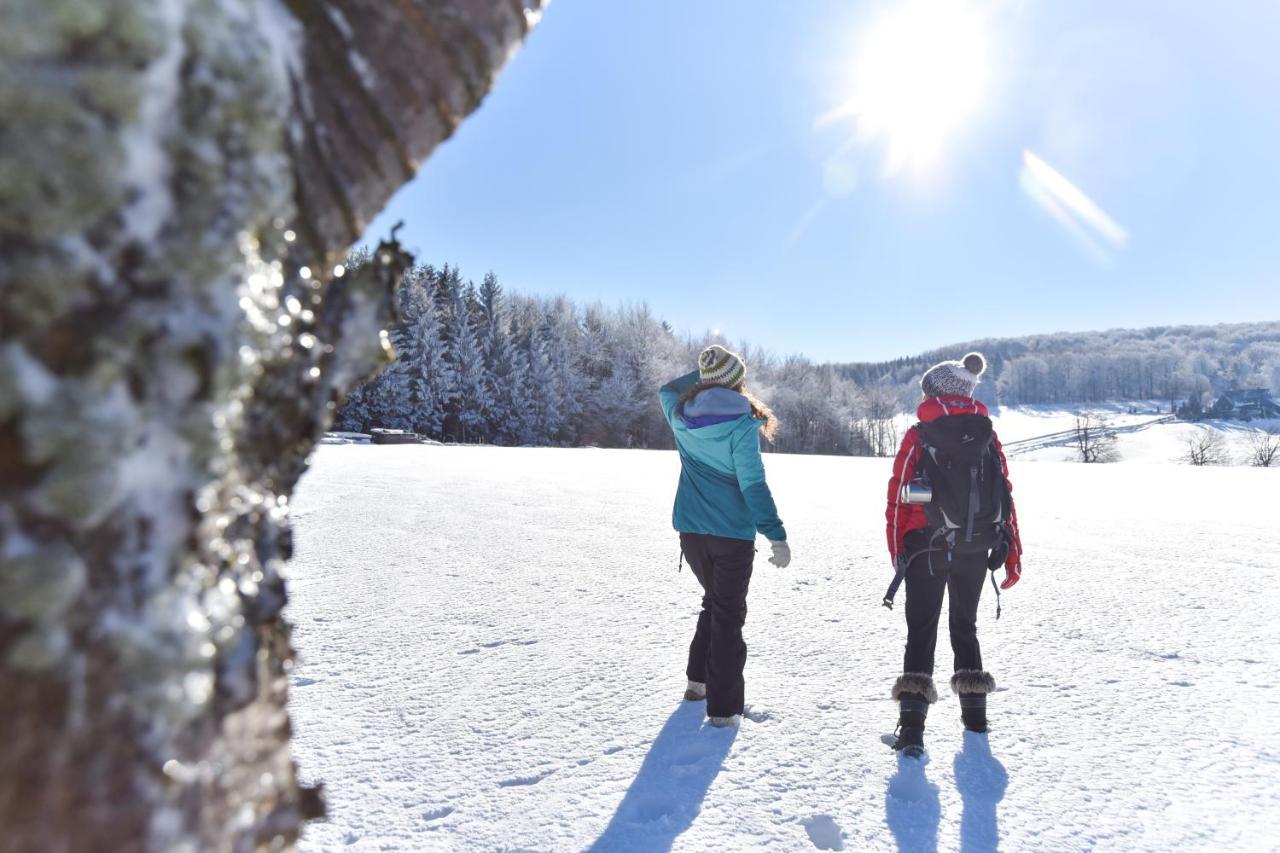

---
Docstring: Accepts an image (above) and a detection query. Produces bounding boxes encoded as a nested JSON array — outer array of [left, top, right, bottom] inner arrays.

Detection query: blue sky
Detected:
[[362, 1, 1280, 363]]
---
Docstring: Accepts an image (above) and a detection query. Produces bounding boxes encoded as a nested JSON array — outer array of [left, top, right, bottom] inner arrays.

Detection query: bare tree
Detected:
[[1183, 429, 1229, 466], [1074, 412, 1120, 463], [852, 384, 903, 457], [0, 1, 544, 850], [1246, 429, 1280, 467]]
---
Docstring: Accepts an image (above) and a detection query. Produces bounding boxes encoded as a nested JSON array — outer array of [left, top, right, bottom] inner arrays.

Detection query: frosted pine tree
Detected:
[[541, 298, 585, 444], [443, 278, 489, 443], [524, 319, 563, 444], [400, 266, 451, 437], [476, 272, 521, 444], [506, 317, 539, 444]]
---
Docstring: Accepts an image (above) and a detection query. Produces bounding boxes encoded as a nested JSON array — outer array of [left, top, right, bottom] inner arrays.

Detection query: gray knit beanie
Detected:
[[921, 352, 986, 398], [698, 344, 747, 388]]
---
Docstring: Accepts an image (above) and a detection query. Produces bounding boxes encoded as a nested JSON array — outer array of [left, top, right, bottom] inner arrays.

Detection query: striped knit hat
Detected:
[[698, 344, 747, 388], [921, 352, 986, 398]]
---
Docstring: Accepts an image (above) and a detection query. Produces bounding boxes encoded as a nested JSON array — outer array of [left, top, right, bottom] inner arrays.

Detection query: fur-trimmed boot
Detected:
[[951, 670, 996, 733], [891, 673, 938, 758]]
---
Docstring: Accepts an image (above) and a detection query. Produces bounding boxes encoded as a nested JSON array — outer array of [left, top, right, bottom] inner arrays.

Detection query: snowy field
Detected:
[[287, 444, 1280, 851]]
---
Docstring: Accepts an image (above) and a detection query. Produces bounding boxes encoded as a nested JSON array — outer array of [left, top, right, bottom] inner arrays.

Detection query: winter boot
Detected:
[[891, 673, 937, 758], [684, 680, 707, 701], [707, 714, 740, 729], [951, 670, 996, 733], [958, 694, 987, 732]]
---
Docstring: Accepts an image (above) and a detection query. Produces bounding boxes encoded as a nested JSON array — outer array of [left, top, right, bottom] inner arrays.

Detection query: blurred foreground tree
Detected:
[[0, 1, 543, 849]]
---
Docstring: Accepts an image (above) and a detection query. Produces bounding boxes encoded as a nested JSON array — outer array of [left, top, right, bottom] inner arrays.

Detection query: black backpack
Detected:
[[882, 414, 1015, 617], [914, 414, 1009, 555]]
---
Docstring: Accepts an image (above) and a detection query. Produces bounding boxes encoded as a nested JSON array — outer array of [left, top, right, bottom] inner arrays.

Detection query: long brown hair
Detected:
[[678, 382, 779, 443]]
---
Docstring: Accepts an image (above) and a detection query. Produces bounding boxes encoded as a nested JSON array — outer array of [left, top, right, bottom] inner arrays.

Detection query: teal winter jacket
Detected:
[[659, 371, 786, 542]]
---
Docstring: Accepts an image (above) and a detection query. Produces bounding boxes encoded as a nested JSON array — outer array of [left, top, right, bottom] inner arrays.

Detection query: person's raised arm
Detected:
[[658, 370, 699, 425]]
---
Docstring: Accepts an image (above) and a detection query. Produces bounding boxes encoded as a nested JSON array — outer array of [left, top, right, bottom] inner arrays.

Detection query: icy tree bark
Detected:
[[0, 1, 543, 850]]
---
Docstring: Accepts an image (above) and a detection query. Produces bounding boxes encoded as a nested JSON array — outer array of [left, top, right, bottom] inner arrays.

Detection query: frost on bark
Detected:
[[0, 1, 543, 850]]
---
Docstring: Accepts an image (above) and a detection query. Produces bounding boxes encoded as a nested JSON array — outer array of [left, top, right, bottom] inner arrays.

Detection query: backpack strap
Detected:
[[882, 539, 951, 609], [989, 568, 1002, 620], [910, 421, 927, 475], [882, 556, 908, 610]]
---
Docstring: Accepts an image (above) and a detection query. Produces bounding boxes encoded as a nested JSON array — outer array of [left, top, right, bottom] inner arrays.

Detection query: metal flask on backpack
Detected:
[[901, 478, 933, 504]]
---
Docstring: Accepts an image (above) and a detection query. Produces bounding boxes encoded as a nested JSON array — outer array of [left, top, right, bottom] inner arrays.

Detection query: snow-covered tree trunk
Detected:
[[0, 1, 543, 850]]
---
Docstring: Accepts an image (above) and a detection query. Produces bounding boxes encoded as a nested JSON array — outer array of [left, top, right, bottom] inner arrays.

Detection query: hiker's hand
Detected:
[[767, 540, 791, 568], [1000, 563, 1021, 590]]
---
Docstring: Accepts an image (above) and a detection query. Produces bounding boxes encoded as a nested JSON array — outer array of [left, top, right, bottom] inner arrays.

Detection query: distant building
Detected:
[[1182, 388, 1280, 421]]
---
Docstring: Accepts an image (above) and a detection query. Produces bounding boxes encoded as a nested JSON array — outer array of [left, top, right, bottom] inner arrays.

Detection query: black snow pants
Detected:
[[680, 532, 755, 718], [901, 531, 987, 676]]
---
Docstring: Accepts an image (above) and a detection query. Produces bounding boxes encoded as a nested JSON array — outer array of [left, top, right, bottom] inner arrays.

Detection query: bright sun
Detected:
[[823, 0, 992, 176]]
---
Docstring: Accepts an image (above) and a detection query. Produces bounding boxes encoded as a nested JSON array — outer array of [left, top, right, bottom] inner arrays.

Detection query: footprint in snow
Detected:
[[464, 639, 540, 654], [291, 677, 318, 687], [803, 815, 845, 851], [422, 806, 455, 822], [498, 769, 555, 787]]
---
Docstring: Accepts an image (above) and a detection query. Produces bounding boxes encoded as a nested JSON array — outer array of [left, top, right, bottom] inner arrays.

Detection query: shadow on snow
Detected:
[[883, 730, 1009, 853], [885, 750, 942, 853], [953, 731, 1008, 852], [588, 701, 736, 852]]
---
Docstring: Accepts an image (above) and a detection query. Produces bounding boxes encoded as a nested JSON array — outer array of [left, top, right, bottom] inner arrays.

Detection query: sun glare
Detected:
[[821, 0, 992, 176]]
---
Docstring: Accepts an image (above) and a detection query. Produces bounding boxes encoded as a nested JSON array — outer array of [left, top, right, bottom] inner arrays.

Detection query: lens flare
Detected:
[[1020, 150, 1128, 264]]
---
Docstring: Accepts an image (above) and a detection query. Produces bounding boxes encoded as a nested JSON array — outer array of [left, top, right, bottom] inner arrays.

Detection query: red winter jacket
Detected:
[[884, 395, 1023, 589]]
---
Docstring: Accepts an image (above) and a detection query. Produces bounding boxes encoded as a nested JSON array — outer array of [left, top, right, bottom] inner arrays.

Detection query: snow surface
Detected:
[[288, 444, 1280, 851]]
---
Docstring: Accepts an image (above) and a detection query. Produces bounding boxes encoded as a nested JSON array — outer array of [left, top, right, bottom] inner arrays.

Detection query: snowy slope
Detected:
[[983, 404, 1278, 465], [287, 445, 1280, 851]]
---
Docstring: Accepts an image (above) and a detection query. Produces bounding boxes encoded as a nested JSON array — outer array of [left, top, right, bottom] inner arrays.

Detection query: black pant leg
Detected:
[[703, 536, 755, 717], [947, 555, 987, 673], [903, 551, 949, 675], [680, 533, 713, 683]]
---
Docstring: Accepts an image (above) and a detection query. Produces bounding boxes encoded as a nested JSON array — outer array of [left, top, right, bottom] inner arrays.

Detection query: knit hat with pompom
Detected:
[[698, 344, 747, 388], [920, 352, 986, 398]]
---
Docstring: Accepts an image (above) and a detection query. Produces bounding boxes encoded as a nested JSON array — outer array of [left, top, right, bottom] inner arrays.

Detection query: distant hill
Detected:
[[835, 321, 1280, 407]]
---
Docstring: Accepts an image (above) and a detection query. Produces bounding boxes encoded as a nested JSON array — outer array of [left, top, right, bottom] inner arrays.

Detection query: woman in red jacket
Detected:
[[883, 352, 1022, 758]]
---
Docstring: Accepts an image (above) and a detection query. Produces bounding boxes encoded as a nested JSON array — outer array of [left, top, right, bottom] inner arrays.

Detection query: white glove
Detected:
[[767, 540, 791, 568]]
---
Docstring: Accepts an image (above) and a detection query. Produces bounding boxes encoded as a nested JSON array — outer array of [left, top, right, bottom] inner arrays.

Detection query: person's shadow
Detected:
[[884, 751, 942, 853], [953, 731, 1008, 852], [588, 701, 736, 852]]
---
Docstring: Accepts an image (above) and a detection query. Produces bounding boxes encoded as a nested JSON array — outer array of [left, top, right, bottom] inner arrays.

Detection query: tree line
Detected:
[[337, 255, 1280, 455], [334, 255, 907, 455], [838, 323, 1280, 408]]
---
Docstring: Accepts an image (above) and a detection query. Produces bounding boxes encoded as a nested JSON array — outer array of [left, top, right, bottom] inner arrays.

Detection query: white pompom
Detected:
[[962, 352, 986, 377]]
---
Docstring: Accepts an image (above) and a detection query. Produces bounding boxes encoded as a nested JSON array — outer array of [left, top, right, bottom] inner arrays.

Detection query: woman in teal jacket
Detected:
[[659, 345, 791, 727]]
